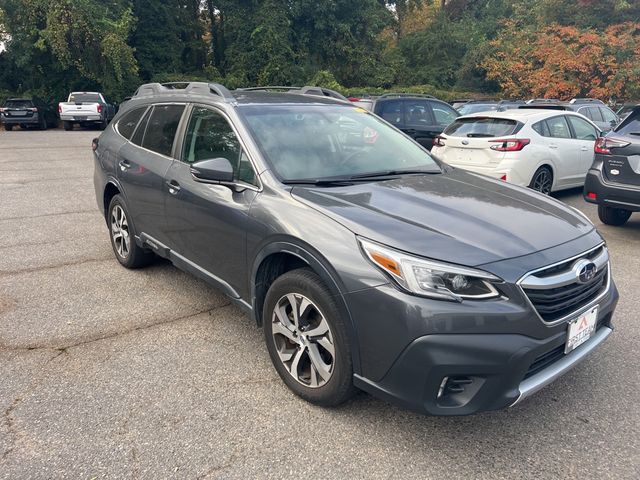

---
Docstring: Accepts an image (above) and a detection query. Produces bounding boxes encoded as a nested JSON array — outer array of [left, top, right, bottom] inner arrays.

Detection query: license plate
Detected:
[[74, 116, 86, 121], [565, 306, 598, 354]]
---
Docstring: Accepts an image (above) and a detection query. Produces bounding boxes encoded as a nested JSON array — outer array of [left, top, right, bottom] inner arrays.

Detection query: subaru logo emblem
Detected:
[[574, 260, 597, 284]]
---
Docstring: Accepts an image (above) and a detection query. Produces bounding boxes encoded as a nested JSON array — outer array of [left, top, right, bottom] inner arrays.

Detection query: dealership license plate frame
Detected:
[[565, 306, 598, 354]]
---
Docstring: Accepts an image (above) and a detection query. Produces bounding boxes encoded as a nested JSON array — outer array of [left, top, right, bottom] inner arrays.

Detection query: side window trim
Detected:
[[179, 103, 262, 191]]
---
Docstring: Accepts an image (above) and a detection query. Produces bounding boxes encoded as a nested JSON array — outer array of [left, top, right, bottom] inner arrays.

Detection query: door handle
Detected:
[[549, 144, 558, 149], [119, 160, 131, 171], [581, 146, 589, 151], [166, 180, 181, 195]]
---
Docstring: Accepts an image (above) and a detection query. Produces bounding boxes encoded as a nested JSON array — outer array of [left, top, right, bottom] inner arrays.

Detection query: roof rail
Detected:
[[132, 82, 236, 103], [378, 93, 436, 99], [236, 85, 348, 101], [569, 98, 604, 105], [525, 98, 560, 104], [498, 99, 525, 104], [518, 104, 568, 111]]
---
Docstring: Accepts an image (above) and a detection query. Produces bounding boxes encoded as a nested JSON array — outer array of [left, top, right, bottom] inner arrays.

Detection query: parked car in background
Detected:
[[347, 95, 375, 111], [615, 103, 637, 122], [93, 82, 616, 415], [58, 92, 116, 131], [431, 109, 600, 194], [584, 106, 640, 226], [0, 97, 58, 131], [373, 93, 459, 149], [520, 99, 619, 133], [456, 101, 498, 115]]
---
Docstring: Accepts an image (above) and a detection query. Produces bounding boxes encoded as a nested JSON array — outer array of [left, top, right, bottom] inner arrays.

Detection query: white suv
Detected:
[[431, 109, 601, 194]]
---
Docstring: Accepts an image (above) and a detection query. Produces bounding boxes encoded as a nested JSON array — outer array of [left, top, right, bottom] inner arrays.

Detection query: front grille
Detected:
[[523, 314, 610, 379], [520, 246, 609, 323]]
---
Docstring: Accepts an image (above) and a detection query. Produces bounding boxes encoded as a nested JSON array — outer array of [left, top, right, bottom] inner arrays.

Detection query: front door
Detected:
[[163, 105, 259, 298]]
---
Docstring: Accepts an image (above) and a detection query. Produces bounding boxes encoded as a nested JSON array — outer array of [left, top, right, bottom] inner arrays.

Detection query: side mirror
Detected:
[[190, 157, 234, 183]]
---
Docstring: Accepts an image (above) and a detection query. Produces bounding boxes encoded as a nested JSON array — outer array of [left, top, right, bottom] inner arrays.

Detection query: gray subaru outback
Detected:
[[92, 82, 617, 415]]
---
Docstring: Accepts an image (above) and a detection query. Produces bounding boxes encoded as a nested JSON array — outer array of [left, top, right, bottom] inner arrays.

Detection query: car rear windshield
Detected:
[[444, 117, 521, 138], [69, 93, 101, 103], [615, 109, 640, 136], [456, 104, 498, 115], [5, 100, 33, 108], [240, 105, 441, 182]]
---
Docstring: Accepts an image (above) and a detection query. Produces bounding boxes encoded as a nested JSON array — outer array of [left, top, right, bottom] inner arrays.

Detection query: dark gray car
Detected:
[[93, 82, 618, 415]]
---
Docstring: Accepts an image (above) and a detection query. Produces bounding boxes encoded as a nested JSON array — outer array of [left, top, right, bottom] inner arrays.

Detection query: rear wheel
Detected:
[[99, 119, 108, 130], [63, 121, 73, 131], [598, 205, 631, 226], [263, 268, 356, 407], [39, 116, 47, 130], [529, 166, 553, 195], [107, 195, 154, 269], [4, 124, 12, 131]]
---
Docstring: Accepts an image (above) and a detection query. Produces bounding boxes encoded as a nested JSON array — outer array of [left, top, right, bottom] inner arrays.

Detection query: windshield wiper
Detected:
[[282, 178, 355, 186], [349, 169, 441, 179]]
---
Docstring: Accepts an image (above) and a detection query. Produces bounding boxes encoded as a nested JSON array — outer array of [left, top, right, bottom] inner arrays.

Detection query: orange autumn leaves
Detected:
[[483, 22, 640, 100]]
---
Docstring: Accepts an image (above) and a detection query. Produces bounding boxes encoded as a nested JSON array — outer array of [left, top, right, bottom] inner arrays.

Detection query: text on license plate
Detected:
[[565, 306, 598, 354]]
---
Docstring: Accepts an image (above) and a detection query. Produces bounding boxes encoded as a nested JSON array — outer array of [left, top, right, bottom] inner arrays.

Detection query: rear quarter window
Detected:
[[444, 117, 520, 137]]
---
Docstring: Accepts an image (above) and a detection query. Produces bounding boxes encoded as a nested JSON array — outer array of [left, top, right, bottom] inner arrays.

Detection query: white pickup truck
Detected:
[[58, 92, 116, 130]]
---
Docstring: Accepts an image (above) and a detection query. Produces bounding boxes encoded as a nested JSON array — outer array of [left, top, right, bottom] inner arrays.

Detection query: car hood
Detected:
[[291, 169, 595, 267]]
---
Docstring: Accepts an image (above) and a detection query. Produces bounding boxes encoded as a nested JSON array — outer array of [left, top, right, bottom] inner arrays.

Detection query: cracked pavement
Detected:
[[0, 129, 639, 479]]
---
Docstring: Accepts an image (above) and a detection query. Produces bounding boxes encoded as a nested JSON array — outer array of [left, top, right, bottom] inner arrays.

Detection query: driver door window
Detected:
[[182, 106, 257, 185]]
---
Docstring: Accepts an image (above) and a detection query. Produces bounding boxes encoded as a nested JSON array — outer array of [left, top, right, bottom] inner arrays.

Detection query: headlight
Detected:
[[359, 238, 502, 301]]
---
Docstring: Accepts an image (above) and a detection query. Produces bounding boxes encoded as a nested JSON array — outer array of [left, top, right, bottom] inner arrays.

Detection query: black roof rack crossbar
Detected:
[[237, 86, 300, 92]]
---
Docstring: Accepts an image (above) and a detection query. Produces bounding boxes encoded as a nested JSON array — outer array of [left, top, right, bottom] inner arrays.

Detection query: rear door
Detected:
[[566, 115, 599, 182], [540, 115, 579, 186], [116, 103, 186, 245], [604, 111, 640, 187]]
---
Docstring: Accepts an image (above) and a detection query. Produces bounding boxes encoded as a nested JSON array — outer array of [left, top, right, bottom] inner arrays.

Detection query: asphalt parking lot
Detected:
[[1, 129, 639, 479]]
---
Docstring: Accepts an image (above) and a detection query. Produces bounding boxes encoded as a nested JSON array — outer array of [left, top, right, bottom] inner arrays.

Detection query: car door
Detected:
[[116, 103, 186, 245], [567, 115, 599, 183], [542, 115, 581, 187], [163, 105, 259, 298]]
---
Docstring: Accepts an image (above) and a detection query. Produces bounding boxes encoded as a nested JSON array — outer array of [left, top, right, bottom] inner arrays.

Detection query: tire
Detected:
[[263, 268, 356, 407], [529, 166, 553, 195], [598, 205, 631, 226], [107, 195, 154, 269], [39, 117, 47, 130], [63, 121, 73, 131], [4, 124, 12, 131], [99, 119, 108, 130]]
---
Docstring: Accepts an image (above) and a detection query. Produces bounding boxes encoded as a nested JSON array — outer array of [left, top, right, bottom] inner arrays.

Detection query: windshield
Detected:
[[5, 100, 33, 108], [457, 104, 498, 115], [69, 93, 101, 103], [240, 105, 440, 182]]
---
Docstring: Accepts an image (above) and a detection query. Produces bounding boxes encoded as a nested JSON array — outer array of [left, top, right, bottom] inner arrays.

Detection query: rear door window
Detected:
[[567, 115, 598, 140], [429, 101, 458, 127], [545, 116, 572, 139], [117, 107, 147, 140], [141, 105, 186, 157], [444, 117, 520, 137], [377, 100, 403, 126], [600, 107, 617, 124], [403, 100, 432, 127], [587, 107, 604, 122]]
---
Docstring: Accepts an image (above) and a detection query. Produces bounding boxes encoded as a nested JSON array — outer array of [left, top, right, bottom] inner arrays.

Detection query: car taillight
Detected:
[[586, 192, 597, 200], [489, 138, 530, 151], [58, 104, 62, 113], [97, 104, 102, 114], [433, 135, 446, 147], [30, 107, 38, 112], [594, 137, 630, 155]]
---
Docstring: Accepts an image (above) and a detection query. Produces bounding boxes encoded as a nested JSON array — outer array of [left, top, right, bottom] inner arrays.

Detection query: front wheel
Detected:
[[529, 166, 553, 195], [263, 268, 356, 407], [4, 124, 12, 131], [598, 205, 631, 226]]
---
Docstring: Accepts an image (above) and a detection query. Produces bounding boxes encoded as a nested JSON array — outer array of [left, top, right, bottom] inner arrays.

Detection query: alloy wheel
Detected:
[[110, 205, 131, 258], [271, 293, 335, 388], [532, 169, 552, 195]]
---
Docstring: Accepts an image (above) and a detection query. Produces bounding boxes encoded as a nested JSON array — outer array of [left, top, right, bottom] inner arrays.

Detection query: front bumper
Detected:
[[584, 168, 640, 212], [348, 275, 618, 416]]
